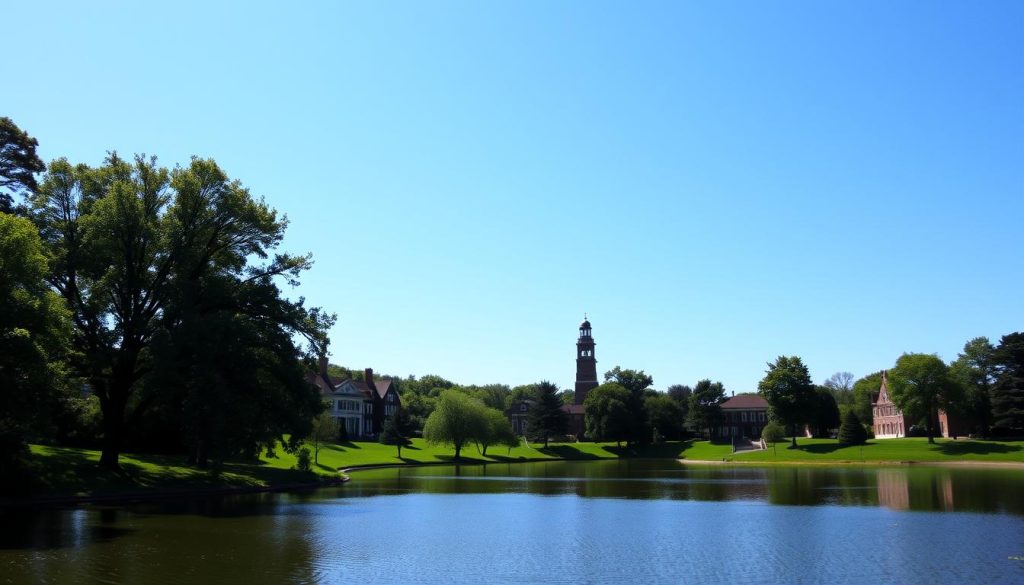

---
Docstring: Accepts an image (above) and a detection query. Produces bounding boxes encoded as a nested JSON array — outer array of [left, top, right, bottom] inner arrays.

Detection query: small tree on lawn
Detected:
[[476, 408, 518, 456], [310, 410, 340, 465], [423, 390, 488, 461], [380, 408, 415, 458], [837, 410, 868, 445]]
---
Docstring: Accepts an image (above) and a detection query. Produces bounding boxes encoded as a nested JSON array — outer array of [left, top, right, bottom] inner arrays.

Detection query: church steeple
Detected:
[[574, 315, 598, 405]]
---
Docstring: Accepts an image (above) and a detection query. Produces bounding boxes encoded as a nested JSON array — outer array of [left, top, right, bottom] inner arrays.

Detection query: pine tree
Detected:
[[991, 333, 1024, 434], [527, 381, 568, 447], [837, 410, 868, 445]]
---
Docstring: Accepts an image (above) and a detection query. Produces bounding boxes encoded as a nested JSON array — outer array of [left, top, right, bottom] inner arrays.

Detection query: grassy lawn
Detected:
[[728, 437, 1024, 463], [19, 438, 726, 499], [18, 437, 1021, 500]]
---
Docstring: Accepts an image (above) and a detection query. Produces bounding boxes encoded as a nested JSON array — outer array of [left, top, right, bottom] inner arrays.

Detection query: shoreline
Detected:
[[678, 458, 1024, 469]]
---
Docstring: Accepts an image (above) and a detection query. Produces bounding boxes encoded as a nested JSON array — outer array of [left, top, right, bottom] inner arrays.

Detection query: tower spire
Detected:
[[574, 316, 597, 405]]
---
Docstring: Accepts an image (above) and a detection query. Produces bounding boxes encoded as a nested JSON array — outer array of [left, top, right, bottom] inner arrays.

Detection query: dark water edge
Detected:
[[2, 460, 1023, 584]]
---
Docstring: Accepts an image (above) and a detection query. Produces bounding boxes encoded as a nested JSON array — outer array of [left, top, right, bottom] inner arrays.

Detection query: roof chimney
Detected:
[[364, 368, 373, 385], [731, 391, 735, 397], [319, 355, 329, 378]]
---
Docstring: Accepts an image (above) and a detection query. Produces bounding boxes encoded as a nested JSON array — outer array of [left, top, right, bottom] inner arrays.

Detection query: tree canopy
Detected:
[[686, 379, 725, 440], [583, 383, 631, 446], [0, 213, 72, 482], [888, 353, 963, 444], [949, 337, 996, 436], [990, 333, 1024, 433], [30, 154, 332, 468], [758, 356, 816, 447], [603, 366, 653, 445], [0, 117, 46, 213], [423, 390, 488, 460], [527, 380, 567, 447]]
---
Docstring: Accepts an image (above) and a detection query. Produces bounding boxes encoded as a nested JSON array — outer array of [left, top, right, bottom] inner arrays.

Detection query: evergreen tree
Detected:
[[837, 410, 868, 445], [527, 381, 568, 447], [991, 333, 1024, 433]]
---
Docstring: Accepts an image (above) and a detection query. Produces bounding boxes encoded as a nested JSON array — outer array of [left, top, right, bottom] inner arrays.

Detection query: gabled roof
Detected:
[[721, 395, 769, 410], [374, 378, 394, 399]]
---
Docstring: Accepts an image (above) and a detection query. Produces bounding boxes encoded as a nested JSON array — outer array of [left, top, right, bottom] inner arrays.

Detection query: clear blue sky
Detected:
[[7, 1, 1023, 393]]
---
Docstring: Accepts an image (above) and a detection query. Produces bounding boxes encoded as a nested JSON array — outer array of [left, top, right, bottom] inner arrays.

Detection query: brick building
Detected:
[[713, 394, 770, 440]]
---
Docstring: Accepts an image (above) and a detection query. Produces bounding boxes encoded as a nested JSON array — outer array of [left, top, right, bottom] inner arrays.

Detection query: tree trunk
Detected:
[[927, 418, 935, 444], [482, 445, 488, 456], [98, 394, 127, 471], [790, 425, 797, 448], [454, 443, 461, 461], [544, 435, 549, 448], [397, 444, 402, 458]]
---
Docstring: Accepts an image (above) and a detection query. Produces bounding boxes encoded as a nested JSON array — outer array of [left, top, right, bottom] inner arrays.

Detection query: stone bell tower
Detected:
[[574, 315, 598, 405]]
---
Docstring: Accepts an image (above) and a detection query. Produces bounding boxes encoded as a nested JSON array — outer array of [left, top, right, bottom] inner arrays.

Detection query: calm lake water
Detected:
[[3, 460, 1023, 584]]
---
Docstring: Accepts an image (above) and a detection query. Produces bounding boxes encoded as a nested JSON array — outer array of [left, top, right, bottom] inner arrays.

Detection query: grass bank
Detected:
[[15, 437, 1023, 502], [723, 437, 1024, 464]]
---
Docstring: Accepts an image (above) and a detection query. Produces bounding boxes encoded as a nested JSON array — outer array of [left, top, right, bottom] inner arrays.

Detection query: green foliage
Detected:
[[422, 390, 488, 460], [30, 154, 332, 469], [761, 421, 785, 444], [295, 447, 312, 472], [888, 353, 964, 444], [837, 410, 868, 445], [0, 213, 72, 478], [851, 371, 884, 424], [949, 336, 996, 436], [380, 407, 415, 457], [603, 366, 654, 445], [527, 381, 568, 446], [584, 383, 631, 446], [0, 117, 46, 213], [476, 408, 519, 456], [686, 379, 725, 439], [990, 332, 1024, 433], [812, 387, 841, 437], [666, 384, 692, 422], [758, 356, 816, 447], [311, 410, 340, 464], [644, 394, 684, 440]]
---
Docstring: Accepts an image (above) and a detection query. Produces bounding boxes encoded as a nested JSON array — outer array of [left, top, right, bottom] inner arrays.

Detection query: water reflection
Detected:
[[2, 461, 1023, 584], [344, 460, 1024, 515]]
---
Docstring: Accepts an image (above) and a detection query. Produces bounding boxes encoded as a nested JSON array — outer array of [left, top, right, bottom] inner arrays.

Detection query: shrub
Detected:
[[838, 411, 868, 445], [761, 422, 785, 444], [295, 447, 312, 472]]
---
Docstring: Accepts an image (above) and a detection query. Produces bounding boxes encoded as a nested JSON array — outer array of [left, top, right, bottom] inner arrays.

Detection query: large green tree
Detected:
[[604, 366, 653, 445], [851, 371, 884, 424], [30, 154, 331, 469], [666, 384, 692, 422], [758, 356, 816, 447], [423, 390, 487, 460], [527, 380, 568, 447], [949, 337, 997, 436], [887, 353, 963, 444], [0, 213, 72, 482], [0, 117, 45, 213], [583, 383, 631, 447], [990, 333, 1024, 433], [686, 379, 725, 440], [644, 393, 684, 441], [811, 387, 841, 438]]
